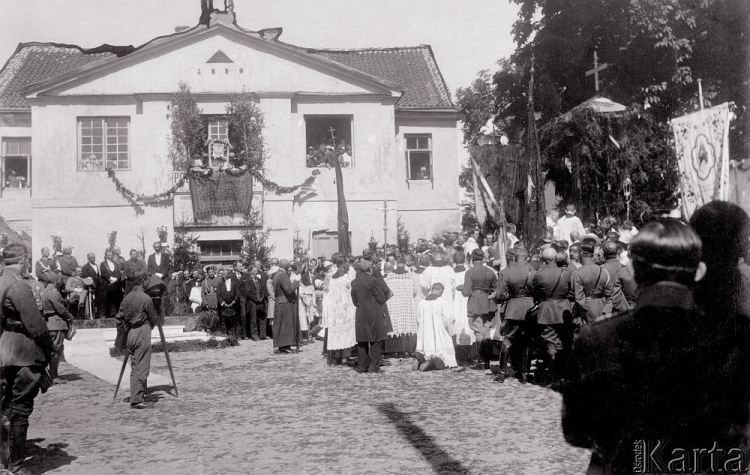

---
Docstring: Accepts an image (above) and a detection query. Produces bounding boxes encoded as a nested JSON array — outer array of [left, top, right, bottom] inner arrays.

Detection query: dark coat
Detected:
[[351, 271, 388, 343], [0, 268, 54, 367], [532, 263, 573, 325], [147, 252, 171, 279], [81, 261, 101, 289], [100, 259, 123, 289], [462, 262, 497, 316], [572, 263, 613, 322], [600, 258, 631, 315], [497, 263, 536, 321], [216, 278, 240, 317], [241, 273, 264, 304], [562, 282, 750, 474], [35, 257, 58, 284]]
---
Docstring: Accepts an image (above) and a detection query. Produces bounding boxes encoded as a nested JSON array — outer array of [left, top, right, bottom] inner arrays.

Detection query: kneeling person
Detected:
[[117, 273, 157, 409], [414, 283, 457, 370]]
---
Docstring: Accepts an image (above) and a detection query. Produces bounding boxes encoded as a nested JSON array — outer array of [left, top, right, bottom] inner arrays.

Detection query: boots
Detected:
[[494, 345, 509, 383], [0, 419, 9, 469], [518, 348, 530, 384], [6, 421, 28, 474]]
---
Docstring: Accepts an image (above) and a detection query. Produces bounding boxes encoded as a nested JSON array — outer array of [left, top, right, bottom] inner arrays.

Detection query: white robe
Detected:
[[416, 297, 457, 368], [451, 269, 475, 346]]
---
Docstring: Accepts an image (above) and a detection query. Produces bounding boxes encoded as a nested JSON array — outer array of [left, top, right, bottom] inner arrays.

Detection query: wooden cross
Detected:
[[328, 126, 337, 146], [585, 50, 608, 92]]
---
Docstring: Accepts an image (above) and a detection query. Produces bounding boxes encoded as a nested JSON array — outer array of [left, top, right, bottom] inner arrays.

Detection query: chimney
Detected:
[[175, 26, 190, 33]]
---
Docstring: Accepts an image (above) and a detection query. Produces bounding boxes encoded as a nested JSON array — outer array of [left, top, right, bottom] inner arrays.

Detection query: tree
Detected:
[[226, 91, 265, 170], [455, 70, 495, 143], [170, 82, 205, 170], [506, 0, 749, 159]]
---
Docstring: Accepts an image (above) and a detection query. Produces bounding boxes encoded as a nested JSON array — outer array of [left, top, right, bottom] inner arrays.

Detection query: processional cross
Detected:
[[328, 126, 337, 146], [376, 200, 395, 251], [585, 50, 609, 92]]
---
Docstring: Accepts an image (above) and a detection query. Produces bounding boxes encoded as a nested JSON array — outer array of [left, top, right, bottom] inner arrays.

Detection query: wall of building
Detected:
[[395, 115, 461, 241], [0, 111, 33, 235]]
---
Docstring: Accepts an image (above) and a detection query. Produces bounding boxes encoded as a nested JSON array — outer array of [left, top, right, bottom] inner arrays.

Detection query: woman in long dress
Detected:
[[321, 257, 357, 365]]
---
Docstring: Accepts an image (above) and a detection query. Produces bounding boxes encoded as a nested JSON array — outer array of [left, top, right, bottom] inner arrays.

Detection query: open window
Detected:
[[1, 137, 31, 188], [304, 115, 353, 168], [405, 135, 432, 181]]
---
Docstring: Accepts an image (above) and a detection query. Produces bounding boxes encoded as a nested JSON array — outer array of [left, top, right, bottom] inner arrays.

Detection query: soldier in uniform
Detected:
[[34, 247, 58, 285], [599, 241, 633, 316], [56, 246, 78, 283], [0, 244, 55, 473], [496, 247, 536, 383], [532, 247, 573, 384], [461, 248, 497, 370], [116, 273, 157, 409], [41, 276, 74, 381], [571, 243, 613, 324]]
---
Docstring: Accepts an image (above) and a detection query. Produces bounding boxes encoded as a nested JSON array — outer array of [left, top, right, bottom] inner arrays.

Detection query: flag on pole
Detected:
[[522, 61, 546, 249], [670, 102, 733, 219], [333, 155, 351, 255], [471, 156, 507, 269]]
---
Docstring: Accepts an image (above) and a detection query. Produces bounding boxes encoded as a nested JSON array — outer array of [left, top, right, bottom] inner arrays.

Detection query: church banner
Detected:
[[671, 102, 733, 219], [188, 171, 254, 223]]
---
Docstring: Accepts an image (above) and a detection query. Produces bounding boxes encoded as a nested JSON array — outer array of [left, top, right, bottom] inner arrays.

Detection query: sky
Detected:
[[0, 0, 519, 94]]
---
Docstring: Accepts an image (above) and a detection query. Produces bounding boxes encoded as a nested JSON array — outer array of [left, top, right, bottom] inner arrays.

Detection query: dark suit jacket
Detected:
[[241, 273, 263, 304], [147, 253, 171, 279], [81, 262, 101, 289], [100, 259, 123, 286], [562, 282, 750, 474], [351, 270, 388, 343], [216, 279, 240, 315]]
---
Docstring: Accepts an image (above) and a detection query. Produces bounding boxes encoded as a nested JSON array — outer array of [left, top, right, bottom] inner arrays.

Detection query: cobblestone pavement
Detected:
[[26, 339, 590, 474]]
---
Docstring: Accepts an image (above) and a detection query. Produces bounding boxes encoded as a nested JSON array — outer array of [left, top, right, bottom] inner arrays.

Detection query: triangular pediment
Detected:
[[26, 26, 402, 98], [206, 50, 233, 63]]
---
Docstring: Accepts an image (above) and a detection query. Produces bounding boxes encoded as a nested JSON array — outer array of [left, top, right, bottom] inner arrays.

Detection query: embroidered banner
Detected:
[[671, 103, 733, 219], [188, 171, 254, 223]]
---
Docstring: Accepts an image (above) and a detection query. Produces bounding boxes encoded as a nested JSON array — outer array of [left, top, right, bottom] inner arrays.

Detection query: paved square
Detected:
[[27, 340, 590, 474]]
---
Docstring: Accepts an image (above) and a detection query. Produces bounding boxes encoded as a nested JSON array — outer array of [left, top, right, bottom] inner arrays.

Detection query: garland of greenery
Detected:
[[107, 166, 321, 213]]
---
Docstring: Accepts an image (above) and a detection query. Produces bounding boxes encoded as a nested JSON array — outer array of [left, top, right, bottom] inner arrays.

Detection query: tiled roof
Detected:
[[0, 34, 455, 111], [0, 43, 116, 108], [307, 46, 454, 110]]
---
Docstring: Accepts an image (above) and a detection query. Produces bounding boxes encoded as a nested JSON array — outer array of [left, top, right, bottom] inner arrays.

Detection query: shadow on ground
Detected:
[[24, 439, 76, 474], [377, 402, 470, 475]]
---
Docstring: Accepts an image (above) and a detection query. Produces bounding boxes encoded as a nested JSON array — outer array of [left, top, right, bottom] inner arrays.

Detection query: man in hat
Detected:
[[57, 246, 78, 282], [0, 244, 56, 473], [461, 248, 497, 369], [532, 247, 574, 384], [556, 204, 585, 245], [496, 247, 536, 382], [571, 243, 613, 324], [117, 272, 158, 409]]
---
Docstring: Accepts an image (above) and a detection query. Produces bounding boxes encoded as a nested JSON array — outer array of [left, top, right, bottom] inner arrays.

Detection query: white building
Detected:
[[0, 11, 460, 266]]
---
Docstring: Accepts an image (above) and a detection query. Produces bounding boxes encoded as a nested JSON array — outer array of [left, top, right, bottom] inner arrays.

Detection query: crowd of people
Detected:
[[0, 199, 748, 472], [305, 142, 352, 168]]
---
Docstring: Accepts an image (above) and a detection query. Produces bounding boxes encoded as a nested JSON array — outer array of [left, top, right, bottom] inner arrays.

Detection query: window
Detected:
[[305, 115, 353, 168], [207, 118, 228, 141], [1, 137, 31, 188], [199, 240, 243, 257], [78, 117, 129, 171], [406, 135, 432, 180]]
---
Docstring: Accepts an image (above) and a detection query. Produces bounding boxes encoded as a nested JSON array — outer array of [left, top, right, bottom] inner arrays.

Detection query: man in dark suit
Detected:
[[461, 248, 497, 370], [231, 262, 248, 339], [217, 268, 240, 338], [241, 262, 265, 341], [100, 249, 123, 319], [496, 247, 536, 382], [81, 252, 103, 318], [147, 242, 171, 283], [561, 219, 750, 474], [351, 259, 388, 373], [533, 247, 574, 384]]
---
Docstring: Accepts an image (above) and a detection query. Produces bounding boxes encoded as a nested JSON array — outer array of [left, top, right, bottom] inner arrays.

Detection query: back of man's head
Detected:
[[2, 243, 27, 265], [602, 240, 619, 259], [630, 219, 702, 287], [359, 260, 372, 273], [279, 259, 290, 270], [418, 254, 432, 267], [542, 248, 557, 263], [689, 200, 750, 270], [556, 251, 568, 267], [396, 257, 406, 267]]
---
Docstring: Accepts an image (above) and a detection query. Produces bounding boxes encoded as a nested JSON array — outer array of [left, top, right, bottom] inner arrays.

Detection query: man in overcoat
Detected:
[[351, 260, 388, 373]]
